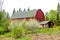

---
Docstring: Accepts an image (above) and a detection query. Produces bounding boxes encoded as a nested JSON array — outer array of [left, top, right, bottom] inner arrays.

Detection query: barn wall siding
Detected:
[[12, 17, 34, 22]]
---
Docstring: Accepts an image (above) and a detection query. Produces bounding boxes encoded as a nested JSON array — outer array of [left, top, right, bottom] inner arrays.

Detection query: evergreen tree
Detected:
[[0, 11, 4, 22], [24, 8, 25, 11], [19, 8, 22, 12], [27, 8, 30, 11], [45, 12, 49, 20], [6, 12, 10, 19], [13, 8, 15, 14]]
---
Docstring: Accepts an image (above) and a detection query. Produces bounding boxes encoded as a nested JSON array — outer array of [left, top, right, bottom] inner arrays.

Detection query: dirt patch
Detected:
[[32, 33, 60, 40]]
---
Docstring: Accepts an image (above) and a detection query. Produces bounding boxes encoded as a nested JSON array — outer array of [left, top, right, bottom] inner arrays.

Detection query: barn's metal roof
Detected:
[[11, 9, 39, 19]]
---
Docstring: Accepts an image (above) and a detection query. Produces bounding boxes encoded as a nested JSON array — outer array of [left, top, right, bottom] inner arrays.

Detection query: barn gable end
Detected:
[[35, 9, 45, 21]]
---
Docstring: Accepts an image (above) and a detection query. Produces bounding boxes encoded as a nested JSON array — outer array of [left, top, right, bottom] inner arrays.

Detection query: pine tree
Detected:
[[45, 12, 49, 20], [6, 12, 10, 19], [19, 8, 22, 12], [13, 8, 15, 14]]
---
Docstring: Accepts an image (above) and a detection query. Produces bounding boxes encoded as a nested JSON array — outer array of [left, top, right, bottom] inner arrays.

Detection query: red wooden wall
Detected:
[[35, 9, 45, 22]]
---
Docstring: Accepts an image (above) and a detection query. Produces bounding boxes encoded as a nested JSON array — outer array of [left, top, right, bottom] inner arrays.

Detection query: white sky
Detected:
[[2, 0, 59, 16]]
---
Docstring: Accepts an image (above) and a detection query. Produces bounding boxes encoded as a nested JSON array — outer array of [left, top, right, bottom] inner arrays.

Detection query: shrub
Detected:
[[5, 27, 25, 38], [9, 21, 26, 38], [0, 18, 11, 34], [22, 19, 40, 34], [8, 19, 41, 38], [11, 27, 25, 38], [9, 19, 40, 36], [0, 27, 5, 34]]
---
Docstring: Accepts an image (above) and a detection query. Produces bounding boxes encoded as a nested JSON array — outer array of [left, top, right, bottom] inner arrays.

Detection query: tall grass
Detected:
[[8, 19, 40, 38], [8, 19, 60, 38]]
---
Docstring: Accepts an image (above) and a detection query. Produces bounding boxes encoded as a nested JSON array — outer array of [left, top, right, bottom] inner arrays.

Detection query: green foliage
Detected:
[[22, 19, 40, 34], [0, 11, 11, 34], [45, 12, 49, 20], [34, 26, 60, 35], [48, 10, 57, 20], [11, 27, 25, 38], [46, 10, 58, 24], [0, 27, 5, 34], [13, 8, 15, 14], [9, 19, 40, 38], [16, 36, 31, 40], [6, 12, 10, 19], [34, 28, 53, 35], [9, 21, 25, 38], [4, 27, 25, 38], [45, 16, 49, 21], [0, 12, 4, 22]]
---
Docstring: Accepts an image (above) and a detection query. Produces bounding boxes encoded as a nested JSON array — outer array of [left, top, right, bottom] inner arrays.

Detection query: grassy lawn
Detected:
[[16, 36, 31, 40], [0, 33, 32, 40], [0, 25, 60, 40], [35, 26, 60, 34]]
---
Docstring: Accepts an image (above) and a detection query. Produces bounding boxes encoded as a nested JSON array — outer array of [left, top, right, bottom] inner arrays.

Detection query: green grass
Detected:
[[34, 26, 60, 35], [15, 26, 60, 40], [0, 26, 60, 40], [16, 36, 31, 40]]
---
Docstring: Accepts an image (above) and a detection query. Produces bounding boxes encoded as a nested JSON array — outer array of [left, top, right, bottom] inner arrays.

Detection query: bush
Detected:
[[9, 21, 26, 38], [0, 27, 5, 34], [11, 27, 25, 38], [0, 19, 11, 34], [5, 27, 25, 38], [22, 19, 40, 34], [0, 27, 10, 35], [9, 19, 40, 38], [0, 11, 11, 34]]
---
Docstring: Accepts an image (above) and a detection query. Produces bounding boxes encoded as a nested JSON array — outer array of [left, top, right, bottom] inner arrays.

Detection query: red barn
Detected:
[[11, 9, 45, 22]]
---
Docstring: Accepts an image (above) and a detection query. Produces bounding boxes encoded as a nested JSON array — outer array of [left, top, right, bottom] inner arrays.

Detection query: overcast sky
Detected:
[[2, 0, 59, 16]]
